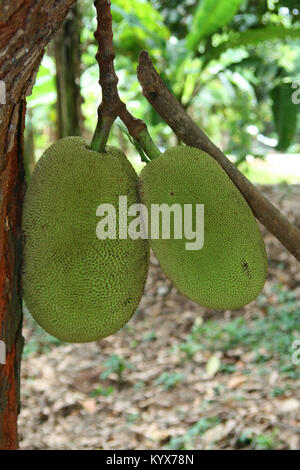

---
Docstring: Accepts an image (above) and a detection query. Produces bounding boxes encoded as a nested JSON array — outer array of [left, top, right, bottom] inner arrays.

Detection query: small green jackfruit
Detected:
[[139, 145, 267, 310], [22, 136, 149, 343]]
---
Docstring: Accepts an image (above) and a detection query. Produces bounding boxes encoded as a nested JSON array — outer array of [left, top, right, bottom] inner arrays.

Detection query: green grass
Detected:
[[176, 284, 300, 378], [100, 354, 134, 382], [253, 430, 280, 450], [166, 417, 221, 450], [154, 372, 184, 390], [90, 385, 115, 397]]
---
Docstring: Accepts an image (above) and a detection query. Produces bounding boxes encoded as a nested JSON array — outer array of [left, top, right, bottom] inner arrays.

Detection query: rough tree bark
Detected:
[[0, 0, 76, 450], [91, 0, 159, 159], [54, 2, 83, 138]]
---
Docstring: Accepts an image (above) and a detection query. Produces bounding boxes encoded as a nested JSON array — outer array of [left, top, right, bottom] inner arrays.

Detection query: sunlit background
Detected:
[[25, 0, 300, 182]]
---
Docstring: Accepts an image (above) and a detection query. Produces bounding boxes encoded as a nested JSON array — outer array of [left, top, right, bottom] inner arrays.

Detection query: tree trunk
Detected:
[[0, 0, 76, 450], [54, 3, 83, 138]]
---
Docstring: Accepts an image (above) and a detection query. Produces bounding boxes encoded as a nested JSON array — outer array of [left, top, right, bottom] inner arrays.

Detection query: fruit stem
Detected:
[[90, 113, 115, 152], [93, 0, 161, 162], [135, 129, 161, 161]]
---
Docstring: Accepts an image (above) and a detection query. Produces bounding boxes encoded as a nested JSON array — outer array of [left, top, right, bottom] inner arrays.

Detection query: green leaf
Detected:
[[204, 26, 300, 66], [186, 0, 243, 50], [111, 0, 169, 54], [270, 82, 299, 151], [115, 120, 150, 163]]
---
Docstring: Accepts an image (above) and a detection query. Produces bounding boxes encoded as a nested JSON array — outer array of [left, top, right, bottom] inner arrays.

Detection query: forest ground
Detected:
[[19, 184, 300, 450]]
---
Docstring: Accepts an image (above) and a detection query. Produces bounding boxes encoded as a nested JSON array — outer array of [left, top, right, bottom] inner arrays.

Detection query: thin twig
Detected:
[[91, 0, 160, 159], [137, 50, 300, 262]]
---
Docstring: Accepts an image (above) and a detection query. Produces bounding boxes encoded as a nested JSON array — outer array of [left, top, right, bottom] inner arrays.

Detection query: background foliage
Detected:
[[25, 0, 300, 179]]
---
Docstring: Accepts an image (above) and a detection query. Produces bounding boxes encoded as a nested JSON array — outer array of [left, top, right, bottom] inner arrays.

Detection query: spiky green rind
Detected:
[[139, 145, 267, 310], [22, 137, 149, 343]]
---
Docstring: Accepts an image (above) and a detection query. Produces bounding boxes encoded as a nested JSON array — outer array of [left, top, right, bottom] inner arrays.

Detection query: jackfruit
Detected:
[[139, 145, 267, 310], [22, 136, 149, 343]]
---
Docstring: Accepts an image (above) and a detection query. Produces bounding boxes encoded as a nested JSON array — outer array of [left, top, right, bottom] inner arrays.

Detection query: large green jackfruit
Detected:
[[22, 136, 149, 343], [139, 145, 267, 310]]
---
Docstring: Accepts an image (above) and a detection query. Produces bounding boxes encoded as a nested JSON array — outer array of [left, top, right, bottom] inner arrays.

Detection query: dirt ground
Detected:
[[18, 184, 300, 450]]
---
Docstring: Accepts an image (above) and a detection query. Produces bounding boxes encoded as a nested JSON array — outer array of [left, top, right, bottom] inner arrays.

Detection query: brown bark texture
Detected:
[[0, 0, 76, 450], [91, 0, 157, 159], [93, 0, 147, 138]]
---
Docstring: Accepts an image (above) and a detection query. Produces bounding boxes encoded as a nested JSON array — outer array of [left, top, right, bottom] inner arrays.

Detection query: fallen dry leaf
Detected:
[[277, 398, 299, 413], [202, 420, 237, 446], [227, 375, 248, 389], [81, 399, 97, 415]]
